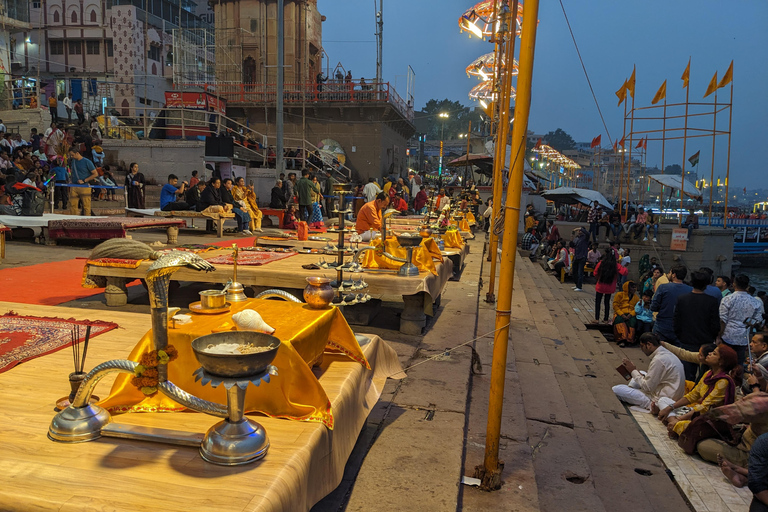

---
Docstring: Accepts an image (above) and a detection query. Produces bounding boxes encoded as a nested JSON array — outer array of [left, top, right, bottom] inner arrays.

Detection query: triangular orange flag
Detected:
[[704, 72, 718, 98], [718, 61, 733, 89], [626, 67, 636, 99], [615, 80, 627, 106], [651, 80, 667, 105], [681, 59, 691, 88]]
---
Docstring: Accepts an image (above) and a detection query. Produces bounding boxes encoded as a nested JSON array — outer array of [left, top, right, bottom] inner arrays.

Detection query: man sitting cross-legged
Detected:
[[612, 332, 686, 411]]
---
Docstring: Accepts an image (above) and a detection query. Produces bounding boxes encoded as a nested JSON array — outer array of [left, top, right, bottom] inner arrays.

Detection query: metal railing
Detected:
[[175, 80, 414, 122]]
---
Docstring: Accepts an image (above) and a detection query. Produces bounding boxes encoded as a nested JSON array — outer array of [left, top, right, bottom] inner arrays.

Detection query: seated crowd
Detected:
[[526, 211, 768, 508]]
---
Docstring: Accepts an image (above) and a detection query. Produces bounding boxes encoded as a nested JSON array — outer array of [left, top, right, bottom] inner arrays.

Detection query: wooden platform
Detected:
[[0, 301, 402, 512], [85, 250, 453, 334]]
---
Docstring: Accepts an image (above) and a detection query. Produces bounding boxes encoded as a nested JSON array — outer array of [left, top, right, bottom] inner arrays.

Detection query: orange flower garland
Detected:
[[131, 345, 179, 396]]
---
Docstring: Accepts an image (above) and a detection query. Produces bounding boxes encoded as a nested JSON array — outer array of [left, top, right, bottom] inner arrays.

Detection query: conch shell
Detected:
[[232, 309, 275, 334]]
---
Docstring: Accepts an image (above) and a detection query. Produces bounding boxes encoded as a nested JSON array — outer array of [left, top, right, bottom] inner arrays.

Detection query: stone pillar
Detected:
[[105, 277, 129, 307]]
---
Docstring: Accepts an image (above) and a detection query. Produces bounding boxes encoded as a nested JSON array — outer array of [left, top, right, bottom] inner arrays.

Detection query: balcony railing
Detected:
[[0, 0, 30, 23], [175, 80, 414, 123]]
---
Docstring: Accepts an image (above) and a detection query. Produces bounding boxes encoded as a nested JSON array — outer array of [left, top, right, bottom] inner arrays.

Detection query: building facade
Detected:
[[13, 0, 209, 117]]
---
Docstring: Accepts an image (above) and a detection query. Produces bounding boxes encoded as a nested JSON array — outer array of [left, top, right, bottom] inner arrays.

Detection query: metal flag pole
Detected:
[[723, 73, 734, 229], [276, 0, 285, 177], [707, 86, 718, 223], [486, 0, 518, 303], [680, 59, 691, 225], [626, 75, 636, 217], [618, 98, 627, 218], [477, 0, 539, 490]]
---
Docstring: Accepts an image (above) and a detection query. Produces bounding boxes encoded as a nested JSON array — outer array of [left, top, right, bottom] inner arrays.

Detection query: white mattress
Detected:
[[125, 208, 161, 217], [0, 214, 107, 228]]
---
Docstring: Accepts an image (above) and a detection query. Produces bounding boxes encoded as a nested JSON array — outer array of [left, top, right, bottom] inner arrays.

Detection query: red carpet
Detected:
[[0, 312, 118, 374], [0, 258, 108, 306]]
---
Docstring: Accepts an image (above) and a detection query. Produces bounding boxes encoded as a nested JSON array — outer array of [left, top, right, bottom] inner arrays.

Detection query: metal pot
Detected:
[[303, 277, 335, 309], [192, 331, 281, 378], [200, 289, 227, 309]]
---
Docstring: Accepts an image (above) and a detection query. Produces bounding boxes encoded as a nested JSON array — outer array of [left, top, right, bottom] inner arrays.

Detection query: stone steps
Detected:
[[505, 256, 690, 511]]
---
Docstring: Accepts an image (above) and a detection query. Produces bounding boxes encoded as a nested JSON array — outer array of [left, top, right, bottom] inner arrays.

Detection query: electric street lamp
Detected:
[[438, 112, 449, 185]]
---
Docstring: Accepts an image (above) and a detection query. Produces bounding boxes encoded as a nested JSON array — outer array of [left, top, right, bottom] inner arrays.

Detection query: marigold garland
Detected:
[[131, 345, 179, 396]]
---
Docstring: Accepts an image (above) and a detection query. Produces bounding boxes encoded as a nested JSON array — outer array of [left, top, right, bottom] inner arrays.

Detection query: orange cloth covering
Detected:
[[360, 236, 442, 275], [466, 211, 476, 224], [355, 200, 382, 234], [442, 230, 464, 249], [452, 218, 471, 232], [98, 299, 369, 429]]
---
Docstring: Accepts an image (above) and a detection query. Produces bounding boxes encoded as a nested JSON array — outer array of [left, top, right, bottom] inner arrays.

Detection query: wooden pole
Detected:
[[626, 91, 636, 216], [485, 0, 518, 303], [680, 70, 691, 225], [464, 120, 472, 183], [708, 90, 717, 224], [618, 99, 627, 218], [478, 0, 539, 490], [723, 78, 733, 229]]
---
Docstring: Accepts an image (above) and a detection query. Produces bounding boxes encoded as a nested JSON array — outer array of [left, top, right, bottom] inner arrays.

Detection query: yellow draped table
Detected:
[[360, 236, 443, 275], [99, 299, 368, 429], [442, 229, 464, 249], [466, 211, 476, 224]]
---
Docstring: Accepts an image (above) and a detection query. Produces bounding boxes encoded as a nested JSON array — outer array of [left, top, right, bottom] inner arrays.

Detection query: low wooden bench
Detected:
[[153, 210, 235, 237], [260, 208, 285, 228]]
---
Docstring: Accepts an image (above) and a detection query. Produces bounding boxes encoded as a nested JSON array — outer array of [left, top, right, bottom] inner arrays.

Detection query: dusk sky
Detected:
[[321, 1, 768, 189]]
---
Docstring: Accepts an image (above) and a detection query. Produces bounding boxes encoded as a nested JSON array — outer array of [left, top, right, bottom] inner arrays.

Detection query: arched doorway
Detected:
[[243, 56, 256, 91], [121, 98, 129, 116]]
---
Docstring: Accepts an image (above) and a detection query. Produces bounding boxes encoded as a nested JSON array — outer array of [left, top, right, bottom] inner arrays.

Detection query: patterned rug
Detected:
[[48, 217, 186, 240], [0, 312, 118, 374], [205, 251, 297, 266]]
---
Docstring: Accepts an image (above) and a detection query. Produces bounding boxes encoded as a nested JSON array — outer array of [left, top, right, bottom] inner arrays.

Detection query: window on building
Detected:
[[147, 45, 161, 62], [106, 40, 113, 56], [33, 1, 41, 8], [50, 40, 64, 55], [86, 40, 100, 55], [52, 10, 60, 23], [90, 10, 97, 23], [71, 11, 78, 24], [68, 41, 82, 55]]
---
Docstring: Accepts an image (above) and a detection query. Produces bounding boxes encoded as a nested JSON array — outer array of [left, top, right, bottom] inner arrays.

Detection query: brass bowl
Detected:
[[200, 289, 226, 309], [396, 234, 424, 248], [332, 182, 353, 192], [192, 331, 281, 378]]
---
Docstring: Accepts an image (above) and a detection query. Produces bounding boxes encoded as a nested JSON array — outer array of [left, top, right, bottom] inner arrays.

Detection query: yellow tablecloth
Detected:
[[466, 212, 476, 224], [98, 299, 368, 429], [360, 236, 442, 275], [442, 230, 465, 249]]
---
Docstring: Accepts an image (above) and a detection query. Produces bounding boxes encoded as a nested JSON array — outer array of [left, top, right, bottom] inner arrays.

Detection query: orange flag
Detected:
[[612, 140, 618, 152], [718, 61, 733, 89], [704, 71, 718, 98], [615, 80, 627, 106], [651, 80, 667, 105], [618, 136, 626, 148], [681, 59, 691, 88], [626, 66, 636, 99]]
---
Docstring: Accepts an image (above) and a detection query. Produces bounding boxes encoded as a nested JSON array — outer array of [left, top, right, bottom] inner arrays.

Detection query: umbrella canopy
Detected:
[[466, 52, 518, 80], [469, 81, 516, 102], [647, 174, 702, 200], [541, 187, 613, 209], [458, 1, 523, 38]]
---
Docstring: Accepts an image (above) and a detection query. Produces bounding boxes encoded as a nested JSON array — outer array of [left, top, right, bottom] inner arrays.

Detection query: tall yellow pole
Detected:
[[723, 77, 733, 229], [680, 71, 691, 226], [708, 90, 717, 224], [626, 91, 635, 217], [618, 99, 627, 218], [485, 0, 518, 302], [478, 0, 539, 490]]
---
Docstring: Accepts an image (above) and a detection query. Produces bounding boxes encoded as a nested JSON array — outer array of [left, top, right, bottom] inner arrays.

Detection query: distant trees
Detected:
[[543, 128, 576, 152], [419, 99, 486, 140], [664, 164, 682, 175]]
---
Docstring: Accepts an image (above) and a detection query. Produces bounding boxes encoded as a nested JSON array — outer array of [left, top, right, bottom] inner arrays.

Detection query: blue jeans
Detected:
[[232, 207, 251, 231], [645, 224, 659, 238], [589, 222, 599, 242], [682, 223, 695, 239], [573, 257, 586, 289]]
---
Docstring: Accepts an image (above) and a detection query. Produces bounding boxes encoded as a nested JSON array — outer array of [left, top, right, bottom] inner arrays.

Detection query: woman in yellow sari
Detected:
[[656, 344, 738, 436], [233, 176, 263, 232]]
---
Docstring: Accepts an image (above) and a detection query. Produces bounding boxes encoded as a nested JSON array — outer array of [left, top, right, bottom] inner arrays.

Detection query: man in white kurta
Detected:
[[612, 332, 685, 410]]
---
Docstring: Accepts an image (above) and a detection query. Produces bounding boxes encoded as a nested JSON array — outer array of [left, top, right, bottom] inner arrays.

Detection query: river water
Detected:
[[740, 267, 768, 292]]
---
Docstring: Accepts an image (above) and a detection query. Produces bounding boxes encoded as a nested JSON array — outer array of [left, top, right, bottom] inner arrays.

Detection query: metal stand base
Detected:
[[48, 404, 111, 443], [398, 247, 420, 276], [200, 418, 270, 465]]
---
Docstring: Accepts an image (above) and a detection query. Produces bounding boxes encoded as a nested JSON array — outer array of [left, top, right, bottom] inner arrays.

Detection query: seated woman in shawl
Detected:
[[613, 280, 639, 348], [282, 203, 298, 230], [233, 176, 263, 232], [656, 344, 738, 437]]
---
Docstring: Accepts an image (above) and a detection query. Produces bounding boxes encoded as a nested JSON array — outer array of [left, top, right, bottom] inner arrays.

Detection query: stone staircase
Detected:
[[471, 255, 692, 511]]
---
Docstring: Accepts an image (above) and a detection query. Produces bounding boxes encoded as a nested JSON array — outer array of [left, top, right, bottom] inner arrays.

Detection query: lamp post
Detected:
[[438, 112, 448, 185]]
